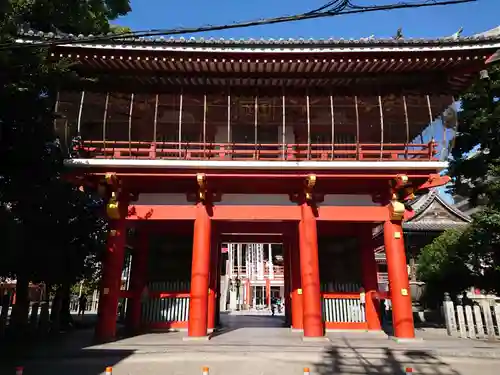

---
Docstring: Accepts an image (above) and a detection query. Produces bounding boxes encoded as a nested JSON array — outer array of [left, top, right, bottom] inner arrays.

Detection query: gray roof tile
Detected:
[[16, 29, 500, 48]]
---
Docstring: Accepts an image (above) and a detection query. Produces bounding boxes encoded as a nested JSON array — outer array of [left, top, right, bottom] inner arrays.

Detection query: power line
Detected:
[[5, 0, 476, 51]]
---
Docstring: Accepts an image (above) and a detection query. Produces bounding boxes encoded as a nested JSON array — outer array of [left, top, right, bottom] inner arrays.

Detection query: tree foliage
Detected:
[[449, 65, 500, 206], [450, 64, 500, 294], [419, 65, 500, 299], [0, 0, 131, 332], [416, 229, 472, 306]]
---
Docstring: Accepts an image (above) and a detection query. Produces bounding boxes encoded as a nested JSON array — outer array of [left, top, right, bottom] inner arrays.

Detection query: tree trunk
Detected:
[[59, 283, 74, 329], [10, 271, 30, 337], [50, 287, 62, 333]]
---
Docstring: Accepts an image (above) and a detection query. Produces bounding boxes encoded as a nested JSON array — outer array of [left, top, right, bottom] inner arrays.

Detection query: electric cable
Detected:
[[2, 0, 476, 51]]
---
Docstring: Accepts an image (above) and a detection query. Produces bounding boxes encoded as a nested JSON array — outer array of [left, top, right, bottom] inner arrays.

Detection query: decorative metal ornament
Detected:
[[106, 192, 121, 219]]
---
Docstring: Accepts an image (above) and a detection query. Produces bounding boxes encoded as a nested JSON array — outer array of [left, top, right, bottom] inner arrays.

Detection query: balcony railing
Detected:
[[77, 140, 437, 161], [231, 265, 285, 279]]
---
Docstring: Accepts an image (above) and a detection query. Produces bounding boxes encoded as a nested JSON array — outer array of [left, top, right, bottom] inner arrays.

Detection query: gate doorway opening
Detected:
[[218, 241, 286, 329]]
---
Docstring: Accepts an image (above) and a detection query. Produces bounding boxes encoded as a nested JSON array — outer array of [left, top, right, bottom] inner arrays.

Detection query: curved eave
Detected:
[[50, 46, 487, 94], [402, 222, 469, 231]]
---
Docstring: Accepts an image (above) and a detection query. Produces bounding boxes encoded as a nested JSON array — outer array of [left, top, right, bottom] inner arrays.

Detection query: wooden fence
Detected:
[[443, 293, 500, 340], [322, 293, 367, 330]]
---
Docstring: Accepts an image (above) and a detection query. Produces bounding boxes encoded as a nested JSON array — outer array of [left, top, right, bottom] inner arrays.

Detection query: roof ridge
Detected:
[[16, 29, 500, 46], [407, 188, 471, 223], [434, 192, 472, 222]]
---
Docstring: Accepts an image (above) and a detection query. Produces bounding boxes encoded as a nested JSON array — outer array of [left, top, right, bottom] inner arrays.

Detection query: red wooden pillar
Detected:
[[127, 228, 149, 332], [246, 279, 252, 308], [188, 203, 212, 337], [215, 242, 222, 327], [360, 226, 381, 331], [266, 278, 271, 307], [207, 234, 219, 330], [95, 216, 127, 342], [283, 240, 291, 326], [290, 229, 303, 330], [299, 203, 323, 337], [384, 220, 415, 338]]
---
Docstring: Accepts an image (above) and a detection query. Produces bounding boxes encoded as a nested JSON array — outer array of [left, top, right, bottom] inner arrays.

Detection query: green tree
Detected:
[[0, 0, 131, 334], [417, 229, 472, 307], [445, 65, 500, 294], [110, 24, 133, 34], [450, 66, 500, 206]]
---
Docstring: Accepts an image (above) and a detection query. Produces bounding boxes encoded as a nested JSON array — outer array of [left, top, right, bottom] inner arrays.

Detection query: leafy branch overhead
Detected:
[[0, 0, 131, 332]]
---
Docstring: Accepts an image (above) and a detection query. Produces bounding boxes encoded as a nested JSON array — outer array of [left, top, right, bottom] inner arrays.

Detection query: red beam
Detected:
[[96, 172, 431, 179], [127, 205, 390, 222]]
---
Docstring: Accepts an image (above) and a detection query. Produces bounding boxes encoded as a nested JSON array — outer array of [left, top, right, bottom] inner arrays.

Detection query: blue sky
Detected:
[[117, 0, 498, 205], [118, 0, 498, 40]]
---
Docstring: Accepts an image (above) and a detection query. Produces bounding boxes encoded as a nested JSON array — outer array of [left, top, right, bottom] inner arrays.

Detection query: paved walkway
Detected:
[[4, 314, 500, 375]]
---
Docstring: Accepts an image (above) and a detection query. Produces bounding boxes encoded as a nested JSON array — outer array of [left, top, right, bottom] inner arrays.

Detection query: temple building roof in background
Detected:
[[373, 189, 471, 238], [403, 189, 471, 232]]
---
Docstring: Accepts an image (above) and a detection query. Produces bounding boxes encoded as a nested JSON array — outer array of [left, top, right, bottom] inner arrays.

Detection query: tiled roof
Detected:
[[372, 189, 471, 237], [408, 189, 471, 223], [16, 29, 500, 50], [403, 221, 469, 231]]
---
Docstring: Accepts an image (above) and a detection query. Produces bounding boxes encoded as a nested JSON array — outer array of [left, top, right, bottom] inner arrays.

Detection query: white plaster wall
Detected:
[[135, 193, 378, 207]]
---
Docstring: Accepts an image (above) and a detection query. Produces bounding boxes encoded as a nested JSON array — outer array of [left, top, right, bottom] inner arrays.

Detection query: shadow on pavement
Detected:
[[0, 317, 137, 375], [1, 349, 136, 375], [315, 345, 462, 375]]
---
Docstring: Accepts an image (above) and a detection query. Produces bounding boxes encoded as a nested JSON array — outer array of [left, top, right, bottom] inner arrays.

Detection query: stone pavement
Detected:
[[4, 314, 500, 375]]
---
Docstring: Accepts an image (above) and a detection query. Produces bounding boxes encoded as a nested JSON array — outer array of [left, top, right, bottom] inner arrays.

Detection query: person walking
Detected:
[[78, 294, 88, 317], [270, 296, 277, 316]]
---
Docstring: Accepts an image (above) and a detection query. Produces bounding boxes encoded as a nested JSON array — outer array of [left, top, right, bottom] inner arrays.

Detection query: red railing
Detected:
[[231, 265, 285, 278], [79, 140, 437, 161]]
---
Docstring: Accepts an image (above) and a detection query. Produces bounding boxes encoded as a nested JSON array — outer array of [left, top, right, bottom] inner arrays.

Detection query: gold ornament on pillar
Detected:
[[388, 174, 409, 221], [100, 172, 128, 220], [106, 191, 121, 220], [196, 173, 207, 202], [388, 194, 406, 221], [105, 172, 118, 186], [304, 174, 317, 202]]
